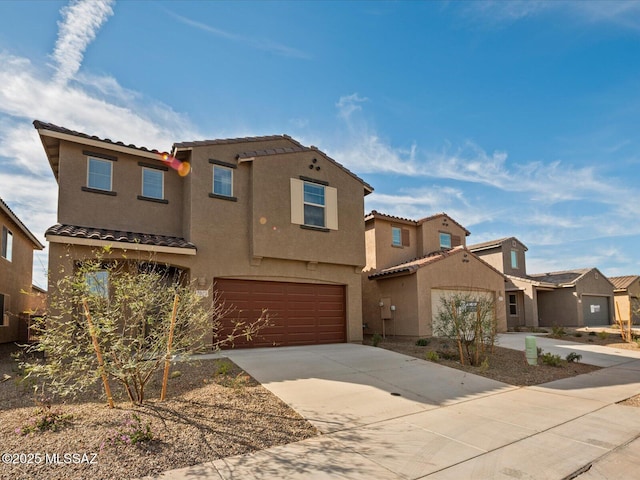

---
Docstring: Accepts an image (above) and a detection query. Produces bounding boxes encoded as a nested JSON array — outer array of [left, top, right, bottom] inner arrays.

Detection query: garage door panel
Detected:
[[216, 279, 346, 348]]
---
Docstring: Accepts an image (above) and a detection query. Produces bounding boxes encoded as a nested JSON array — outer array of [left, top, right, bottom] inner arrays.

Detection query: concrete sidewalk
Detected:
[[145, 343, 640, 480], [497, 332, 640, 367]]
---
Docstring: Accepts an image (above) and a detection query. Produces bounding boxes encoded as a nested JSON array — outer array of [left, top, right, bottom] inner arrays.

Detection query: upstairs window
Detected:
[[213, 165, 233, 197], [290, 178, 338, 231], [439, 232, 452, 249], [142, 167, 164, 200], [392, 227, 402, 246], [511, 250, 518, 269], [1, 227, 12, 261], [392, 226, 410, 247], [87, 157, 113, 191], [303, 182, 325, 227]]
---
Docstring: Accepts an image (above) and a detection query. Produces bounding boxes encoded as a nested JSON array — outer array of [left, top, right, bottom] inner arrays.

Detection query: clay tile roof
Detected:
[[369, 246, 466, 279], [365, 211, 471, 235], [45, 224, 196, 250], [608, 275, 640, 291], [0, 197, 44, 250], [33, 120, 166, 155], [172, 134, 305, 149]]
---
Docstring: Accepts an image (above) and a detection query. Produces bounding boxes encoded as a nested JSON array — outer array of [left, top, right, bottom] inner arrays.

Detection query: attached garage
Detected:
[[582, 295, 611, 327], [215, 278, 346, 348]]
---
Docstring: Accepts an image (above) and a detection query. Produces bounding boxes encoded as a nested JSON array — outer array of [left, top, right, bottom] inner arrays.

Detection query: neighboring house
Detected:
[[34, 120, 373, 348], [362, 211, 507, 337], [469, 238, 614, 328], [0, 197, 45, 343], [604, 276, 640, 325]]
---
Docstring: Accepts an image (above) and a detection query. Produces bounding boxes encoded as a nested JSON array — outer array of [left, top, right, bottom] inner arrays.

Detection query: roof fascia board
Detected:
[[46, 234, 196, 256], [37, 128, 161, 160], [0, 202, 44, 249]]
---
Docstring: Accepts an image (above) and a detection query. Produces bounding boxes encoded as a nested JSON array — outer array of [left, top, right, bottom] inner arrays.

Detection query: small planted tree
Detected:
[[433, 292, 497, 366], [22, 248, 270, 405]]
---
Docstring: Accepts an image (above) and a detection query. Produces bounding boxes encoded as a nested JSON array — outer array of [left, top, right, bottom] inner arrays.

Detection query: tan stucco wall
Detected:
[[57, 142, 185, 237], [364, 252, 506, 338], [472, 239, 527, 277], [50, 136, 368, 345], [363, 273, 419, 336], [364, 218, 418, 272], [418, 216, 467, 255], [0, 210, 37, 343]]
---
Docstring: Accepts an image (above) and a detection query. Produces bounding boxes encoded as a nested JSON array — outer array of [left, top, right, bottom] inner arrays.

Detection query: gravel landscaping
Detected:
[[0, 345, 317, 480], [2, 329, 639, 480]]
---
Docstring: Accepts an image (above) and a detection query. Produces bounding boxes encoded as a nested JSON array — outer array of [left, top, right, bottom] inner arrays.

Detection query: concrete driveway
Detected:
[[149, 343, 640, 480]]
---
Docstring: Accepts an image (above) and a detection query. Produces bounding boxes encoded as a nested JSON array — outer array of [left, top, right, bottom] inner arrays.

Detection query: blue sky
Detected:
[[1, 0, 640, 289]]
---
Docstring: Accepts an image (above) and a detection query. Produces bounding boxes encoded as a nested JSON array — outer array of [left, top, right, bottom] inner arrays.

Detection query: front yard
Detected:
[[0, 345, 317, 480]]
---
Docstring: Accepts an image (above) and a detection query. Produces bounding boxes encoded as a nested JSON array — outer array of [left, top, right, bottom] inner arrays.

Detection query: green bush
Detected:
[[540, 352, 563, 367], [105, 413, 153, 447], [426, 351, 440, 362], [566, 352, 582, 363], [597, 331, 609, 340], [551, 325, 566, 338], [372, 333, 382, 347], [415, 338, 430, 346]]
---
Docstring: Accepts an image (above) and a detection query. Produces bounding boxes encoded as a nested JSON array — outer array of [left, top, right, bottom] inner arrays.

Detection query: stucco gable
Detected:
[[0, 196, 44, 250], [468, 236, 528, 253]]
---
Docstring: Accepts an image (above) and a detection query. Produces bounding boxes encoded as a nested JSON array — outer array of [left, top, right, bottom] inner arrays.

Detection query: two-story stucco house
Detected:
[[362, 211, 507, 338], [0, 197, 44, 343], [469, 237, 614, 328], [34, 120, 373, 348]]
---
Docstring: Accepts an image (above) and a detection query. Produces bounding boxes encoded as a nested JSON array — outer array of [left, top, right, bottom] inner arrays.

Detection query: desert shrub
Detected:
[[540, 352, 563, 367], [415, 338, 430, 346], [597, 331, 609, 340], [566, 352, 582, 363], [372, 333, 382, 347], [588, 331, 596, 336], [433, 293, 497, 366], [479, 357, 490, 372], [15, 386, 72, 435], [105, 413, 153, 447], [551, 325, 566, 338], [573, 332, 583, 337], [426, 351, 440, 362]]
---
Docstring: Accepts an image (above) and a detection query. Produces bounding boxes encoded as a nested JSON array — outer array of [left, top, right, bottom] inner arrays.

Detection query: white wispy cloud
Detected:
[[166, 10, 311, 59], [0, 1, 201, 288], [52, 0, 115, 85], [461, 0, 640, 31]]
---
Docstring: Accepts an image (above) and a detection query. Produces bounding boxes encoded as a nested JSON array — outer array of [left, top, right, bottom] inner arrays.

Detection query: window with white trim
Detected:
[[142, 167, 164, 199], [290, 178, 338, 230], [439, 232, 451, 249], [303, 182, 325, 227], [1, 227, 12, 261], [392, 227, 402, 246], [87, 157, 112, 191], [213, 165, 233, 197]]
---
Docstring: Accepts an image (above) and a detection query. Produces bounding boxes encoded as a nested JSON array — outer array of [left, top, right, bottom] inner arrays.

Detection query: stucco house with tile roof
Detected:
[[34, 120, 373, 348], [470, 237, 614, 328], [362, 211, 507, 337], [0, 197, 44, 343]]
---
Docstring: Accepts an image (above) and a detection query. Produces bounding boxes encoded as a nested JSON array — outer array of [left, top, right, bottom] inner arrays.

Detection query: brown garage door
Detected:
[[215, 279, 346, 348]]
